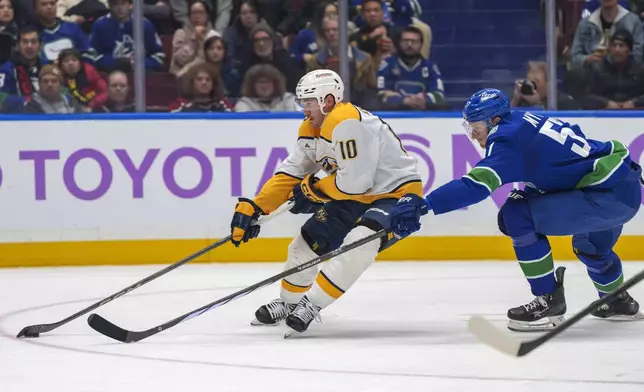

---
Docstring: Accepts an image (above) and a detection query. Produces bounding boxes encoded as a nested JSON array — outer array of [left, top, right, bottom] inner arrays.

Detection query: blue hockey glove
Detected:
[[390, 193, 430, 238], [290, 174, 330, 214], [230, 198, 263, 247]]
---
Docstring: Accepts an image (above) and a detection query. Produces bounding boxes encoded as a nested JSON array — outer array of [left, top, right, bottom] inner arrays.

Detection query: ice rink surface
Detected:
[[1, 261, 643, 392]]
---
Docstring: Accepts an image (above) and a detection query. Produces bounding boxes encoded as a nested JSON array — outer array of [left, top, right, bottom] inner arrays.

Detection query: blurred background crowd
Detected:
[[1, 0, 644, 114]]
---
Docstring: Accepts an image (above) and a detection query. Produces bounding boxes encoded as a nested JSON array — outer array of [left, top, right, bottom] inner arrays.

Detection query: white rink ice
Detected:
[[1, 261, 644, 392]]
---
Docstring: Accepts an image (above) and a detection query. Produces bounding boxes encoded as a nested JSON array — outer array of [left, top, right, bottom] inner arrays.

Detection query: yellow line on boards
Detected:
[[0, 236, 642, 268]]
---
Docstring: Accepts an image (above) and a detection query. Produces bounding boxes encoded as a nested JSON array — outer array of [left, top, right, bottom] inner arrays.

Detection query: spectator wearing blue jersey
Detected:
[[0, 0, 18, 64], [290, 1, 337, 67], [34, 0, 97, 64], [571, 0, 643, 67], [377, 26, 447, 111], [90, 0, 165, 72], [582, 29, 644, 109], [0, 26, 42, 99]]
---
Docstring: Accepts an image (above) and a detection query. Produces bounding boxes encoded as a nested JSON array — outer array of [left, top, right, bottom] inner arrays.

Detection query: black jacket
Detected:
[[582, 56, 644, 109], [234, 0, 296, 35], [0, 22, 18, 64]]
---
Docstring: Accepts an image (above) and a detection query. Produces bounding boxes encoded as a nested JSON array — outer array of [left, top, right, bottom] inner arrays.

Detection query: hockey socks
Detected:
[[575, 249, 624, 297], [514, 234, 556, 296]]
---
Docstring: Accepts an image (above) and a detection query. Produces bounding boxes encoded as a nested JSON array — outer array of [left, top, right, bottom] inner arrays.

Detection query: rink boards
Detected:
[[0, 112, 642, 267]]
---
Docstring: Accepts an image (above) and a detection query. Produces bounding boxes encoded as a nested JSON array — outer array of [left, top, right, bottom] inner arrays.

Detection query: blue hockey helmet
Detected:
[[462, 88, 510, 124]]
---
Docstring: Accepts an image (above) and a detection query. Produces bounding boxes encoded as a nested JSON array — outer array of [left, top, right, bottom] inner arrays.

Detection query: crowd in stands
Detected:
[[2, 0, 644, 114], [515, 0, 644, 110], [0, 0, 449, 114]]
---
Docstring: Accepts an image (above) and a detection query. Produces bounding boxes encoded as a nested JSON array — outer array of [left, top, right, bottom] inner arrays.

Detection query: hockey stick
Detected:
[[87, 229, 388, 343], [16, 201, 293, 338], [468, 268, 644, 357]]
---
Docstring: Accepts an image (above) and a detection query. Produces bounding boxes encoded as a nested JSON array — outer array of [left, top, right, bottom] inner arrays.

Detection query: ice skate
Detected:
[[507, 266, 567, 332], [251, 299, 295, 326], [284, 296, 321, 338], [591, 291, 644, 321]]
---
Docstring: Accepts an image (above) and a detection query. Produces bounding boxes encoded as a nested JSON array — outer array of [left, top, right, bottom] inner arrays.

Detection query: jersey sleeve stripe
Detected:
[[274, 171, 304, 180], [465, 166, 502, 192]]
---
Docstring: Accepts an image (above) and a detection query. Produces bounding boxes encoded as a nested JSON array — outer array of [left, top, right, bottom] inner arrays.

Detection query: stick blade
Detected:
[[87, 314, 131, 343], [468, 315, 522, 357], [16, 325, 44, 338]]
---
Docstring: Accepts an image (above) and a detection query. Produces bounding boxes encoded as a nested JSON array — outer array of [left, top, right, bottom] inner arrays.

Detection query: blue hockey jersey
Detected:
[[377, 55, 445, 107], [90, 14, 165, 71], [39, 19, 96, 64], [428, 111, 634, 214]]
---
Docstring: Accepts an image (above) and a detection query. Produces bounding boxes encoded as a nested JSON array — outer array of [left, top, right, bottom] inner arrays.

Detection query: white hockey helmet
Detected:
[[295, 69, 344, 114]]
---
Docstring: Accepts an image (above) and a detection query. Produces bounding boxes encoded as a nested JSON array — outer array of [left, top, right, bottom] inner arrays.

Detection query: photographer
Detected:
[[510, 61, 579, 109]]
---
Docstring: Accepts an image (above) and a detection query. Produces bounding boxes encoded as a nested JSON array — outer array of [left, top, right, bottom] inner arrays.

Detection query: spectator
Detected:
[[91, 0, 165, 72], [171, 62, 232, 111], [351, 0, 431, 57], [56, 0, 109, 32], [35, 0, 97, 64], [58, 48, 107, 108], [92, 70, 135, 112], [241, 21, 301, 91], [234, 63, 296, 111], [571, 0, 643, 68], [170, 0, 232, 33], [0, 26, 42, 99], [224, 0, 282, 67], [253, 0, 296, 37], [199, 35, 240, 95], [24, 64, 84, 113], [630, 0, 644, 19], [0, 0, 18, 64], [350, 0, 399, 62], [581, 30, 644, 109], [141, 0, 174, 35], [510, 61, 580, 110], [307, 16, 377, 109], [377, 26, 447, 111], [290, 1, 336, 67], [170, 0, 219, 76], [582, 0, 630, 18]]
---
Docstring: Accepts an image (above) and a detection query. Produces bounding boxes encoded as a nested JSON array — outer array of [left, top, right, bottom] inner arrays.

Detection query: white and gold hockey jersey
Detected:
[[253, 102, 423, 213]]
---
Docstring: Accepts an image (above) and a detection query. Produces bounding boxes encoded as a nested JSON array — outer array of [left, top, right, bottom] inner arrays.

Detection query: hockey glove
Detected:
[[230, 198, 264, 247], [390, 193, 430, 239], [290, 174, 331, 214]]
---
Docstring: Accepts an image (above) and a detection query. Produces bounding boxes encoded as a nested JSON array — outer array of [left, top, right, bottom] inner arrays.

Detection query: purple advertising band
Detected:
[[13, 133, 644, 206]]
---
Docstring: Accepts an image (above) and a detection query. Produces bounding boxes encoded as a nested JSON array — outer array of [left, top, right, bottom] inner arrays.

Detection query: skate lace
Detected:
[[524, 296, 548, 312], [266, 300, 289, 320], [292, 300, 322, 324]]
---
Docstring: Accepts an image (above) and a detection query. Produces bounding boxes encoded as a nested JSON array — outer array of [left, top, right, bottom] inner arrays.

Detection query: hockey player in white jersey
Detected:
[[229, 69, 422, 333]]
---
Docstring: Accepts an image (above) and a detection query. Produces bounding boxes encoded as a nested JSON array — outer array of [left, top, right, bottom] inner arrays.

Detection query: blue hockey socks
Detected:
[[575, 250, 624, 297], [513, 234, 556, 296]]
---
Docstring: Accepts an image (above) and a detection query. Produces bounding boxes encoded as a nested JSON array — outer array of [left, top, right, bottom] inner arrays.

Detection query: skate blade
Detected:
[[284, 327, 312, 339], [250, 318, 282, 327], [594, 311, 644, 321], [507, 315, 565, 332]]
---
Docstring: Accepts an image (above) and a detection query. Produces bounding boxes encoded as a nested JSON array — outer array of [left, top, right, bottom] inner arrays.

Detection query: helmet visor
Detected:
[[295, 97, 320, 111], [462, 120, 486, 140]]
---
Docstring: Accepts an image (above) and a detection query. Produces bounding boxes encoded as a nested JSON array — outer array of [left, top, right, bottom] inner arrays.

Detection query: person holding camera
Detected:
[[510, 61, 579, 109]]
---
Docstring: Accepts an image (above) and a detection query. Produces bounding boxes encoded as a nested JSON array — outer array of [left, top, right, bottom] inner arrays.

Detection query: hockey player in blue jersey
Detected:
[[377, 26, 447, 111], [390, 88, 644, 332]]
